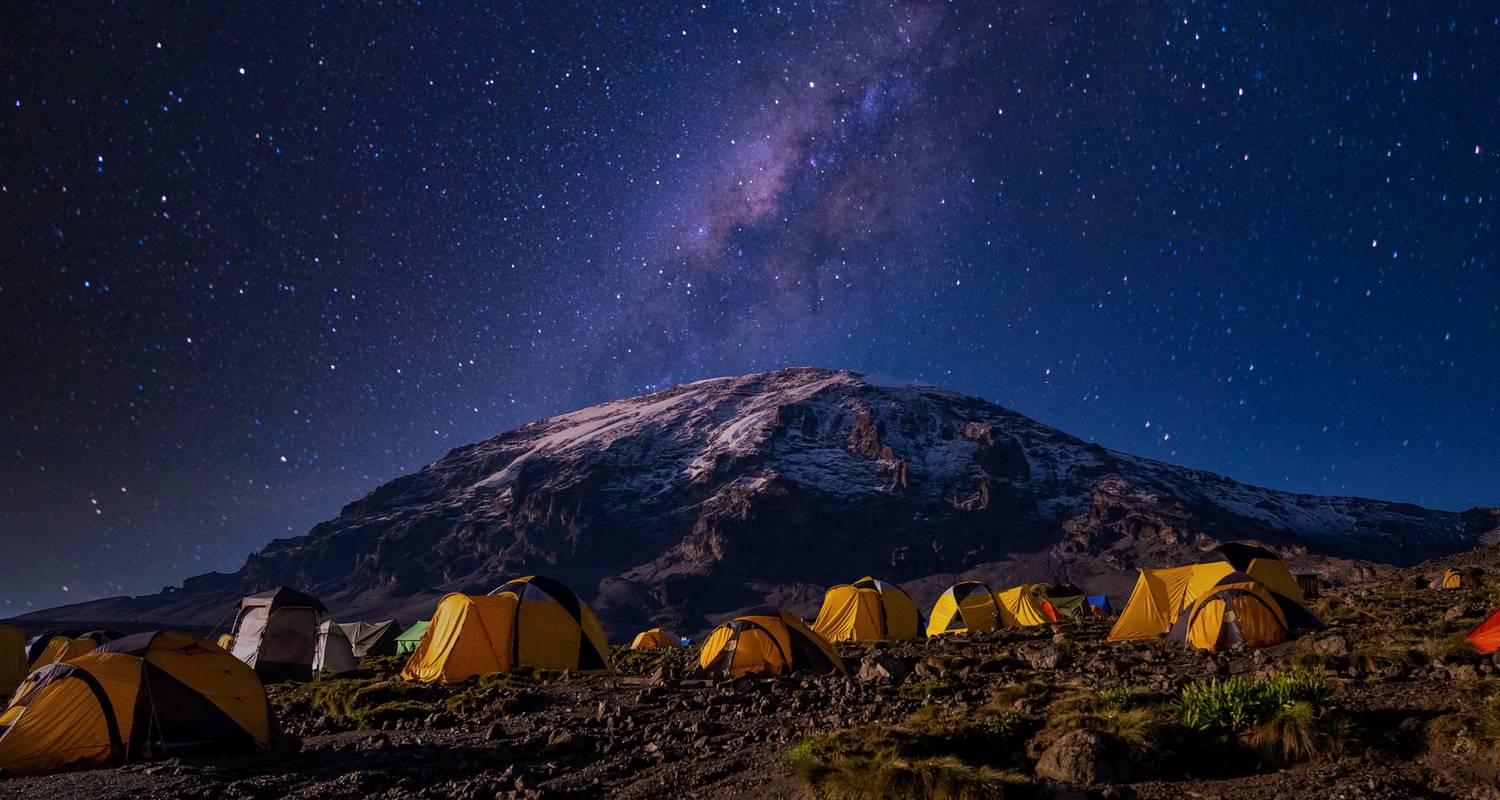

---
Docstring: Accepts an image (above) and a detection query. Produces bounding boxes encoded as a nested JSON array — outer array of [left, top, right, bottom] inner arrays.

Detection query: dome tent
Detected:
[[1169, 573, 1292, 651], [994, 585, 1053, 627], [811, 577, 922, 643], [339, 620, 402, 658], [227, 587, 327, 683], [0, 631, 270, 777], [926, 581, 1001, 636], [394, 620, 429, 655], [401, 576, 611, 684], [1434, 568, 1479, 590], [698, 608, 845, 678], [1109, 542, 1314, 643], [26, 630, 121, 671], [629, 628, 683, 650], [313, 621, 356, 673]]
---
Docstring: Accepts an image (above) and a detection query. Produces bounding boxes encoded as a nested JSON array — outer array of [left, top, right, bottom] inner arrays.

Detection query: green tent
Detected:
[[1040, 584, 1091, 620], [395, 620, 430, 655]]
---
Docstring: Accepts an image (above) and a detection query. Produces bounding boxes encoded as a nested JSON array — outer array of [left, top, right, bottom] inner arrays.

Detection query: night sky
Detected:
[[3, 2, 1497, 612]]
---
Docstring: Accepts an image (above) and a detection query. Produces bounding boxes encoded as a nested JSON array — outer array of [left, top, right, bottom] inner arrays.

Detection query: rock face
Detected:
[[22, 368, 1498, 635]]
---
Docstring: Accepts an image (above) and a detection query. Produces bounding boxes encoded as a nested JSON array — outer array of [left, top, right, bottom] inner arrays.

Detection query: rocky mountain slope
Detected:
[[20, 368, 1498, 635]]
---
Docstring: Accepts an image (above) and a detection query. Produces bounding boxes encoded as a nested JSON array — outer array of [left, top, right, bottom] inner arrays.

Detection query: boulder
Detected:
[[1034, 729, 1131, 785]]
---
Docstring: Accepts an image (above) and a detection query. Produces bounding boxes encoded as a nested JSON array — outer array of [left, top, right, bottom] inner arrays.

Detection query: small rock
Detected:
[[1309, 636, 1342, 658], [856, 652, 912, 683]]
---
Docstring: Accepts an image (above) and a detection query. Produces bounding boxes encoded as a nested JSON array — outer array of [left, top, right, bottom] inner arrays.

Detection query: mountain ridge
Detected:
[[18, 367, 1498, 636]]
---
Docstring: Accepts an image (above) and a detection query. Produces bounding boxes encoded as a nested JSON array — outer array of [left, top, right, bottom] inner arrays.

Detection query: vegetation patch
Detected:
[[783, 706, 1033, 799], [1174, 671, 1349, 764], [273, 676, 440, 729]]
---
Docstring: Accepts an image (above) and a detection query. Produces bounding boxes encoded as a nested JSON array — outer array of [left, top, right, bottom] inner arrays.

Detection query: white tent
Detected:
[[228, 587, 326, 682], [314, 620, 357, 673]]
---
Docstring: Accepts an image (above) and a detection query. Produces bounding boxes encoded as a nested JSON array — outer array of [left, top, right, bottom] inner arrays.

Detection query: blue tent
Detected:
[[1086, 595, 1113, 615]]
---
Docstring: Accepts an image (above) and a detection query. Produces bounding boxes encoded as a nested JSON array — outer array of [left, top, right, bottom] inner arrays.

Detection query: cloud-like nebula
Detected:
[[682, 4, 952, 258]]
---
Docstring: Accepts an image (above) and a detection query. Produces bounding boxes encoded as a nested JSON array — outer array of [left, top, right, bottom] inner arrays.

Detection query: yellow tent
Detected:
[[1436, 568, 1478, 590], [0, 630, 270, 777], [27, 632, 110, 672], [0, 624, 26, 700], [1108, 562, 1235, 642], [698, 608, 845, 678], [811, 577, 922, 642], [1169, 574, 1290, 651], [401, 576, 611, 684], [926, 581, 1001, 636], [994, 585, 1054, 627], [629, 628, 682, 650], [1210, 542, 1306, 603]]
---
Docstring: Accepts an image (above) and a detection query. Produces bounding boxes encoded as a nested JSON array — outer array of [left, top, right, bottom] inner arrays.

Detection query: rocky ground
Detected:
[[8, 552, 1500, 799]]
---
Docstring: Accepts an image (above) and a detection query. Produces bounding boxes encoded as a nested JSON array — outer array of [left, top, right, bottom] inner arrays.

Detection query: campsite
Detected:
[[4, 543, 1500, 799]]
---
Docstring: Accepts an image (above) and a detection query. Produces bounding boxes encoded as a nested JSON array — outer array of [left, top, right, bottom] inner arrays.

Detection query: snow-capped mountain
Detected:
[[23, 368, 1497, 635]]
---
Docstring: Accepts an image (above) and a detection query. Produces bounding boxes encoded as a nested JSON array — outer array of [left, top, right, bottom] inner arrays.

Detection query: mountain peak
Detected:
[[21, 369, 1496, 635]]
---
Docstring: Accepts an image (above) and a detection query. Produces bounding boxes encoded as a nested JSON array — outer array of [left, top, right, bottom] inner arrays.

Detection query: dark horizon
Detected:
[[4, 2, 1497, 612]]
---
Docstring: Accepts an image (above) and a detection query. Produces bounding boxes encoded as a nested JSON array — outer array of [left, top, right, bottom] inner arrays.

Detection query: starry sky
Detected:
[[3, 2, 1497, 613]]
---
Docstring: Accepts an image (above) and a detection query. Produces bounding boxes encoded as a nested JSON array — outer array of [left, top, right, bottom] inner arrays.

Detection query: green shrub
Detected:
[[1173, 671, 1347, 763]]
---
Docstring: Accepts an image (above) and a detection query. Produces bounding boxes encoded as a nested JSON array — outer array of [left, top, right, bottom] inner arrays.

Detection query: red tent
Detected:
[[1467, 608, 1500, 654]]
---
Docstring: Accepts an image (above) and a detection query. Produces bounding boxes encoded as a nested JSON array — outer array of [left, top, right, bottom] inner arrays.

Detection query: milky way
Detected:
[[3, 2, 1497, 611]]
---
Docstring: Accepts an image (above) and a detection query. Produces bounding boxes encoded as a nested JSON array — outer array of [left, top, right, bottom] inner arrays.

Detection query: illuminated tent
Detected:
[[26, 630, 119, 672], [811, 577, 922, 642], [1209, 542, 1306, 603], [1434, 568, 1479, 590], [1109, 543, 1312, 642], [926, 581, 1001, 636], [698, 608, 845, 678], [629, 628, 683, 650], [227, 587, 327, 683], [0, 631, 270, 777], [1169, 573, 1291, 651], [401, 576, 611, 684], [994, 585, 1053, 627]]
